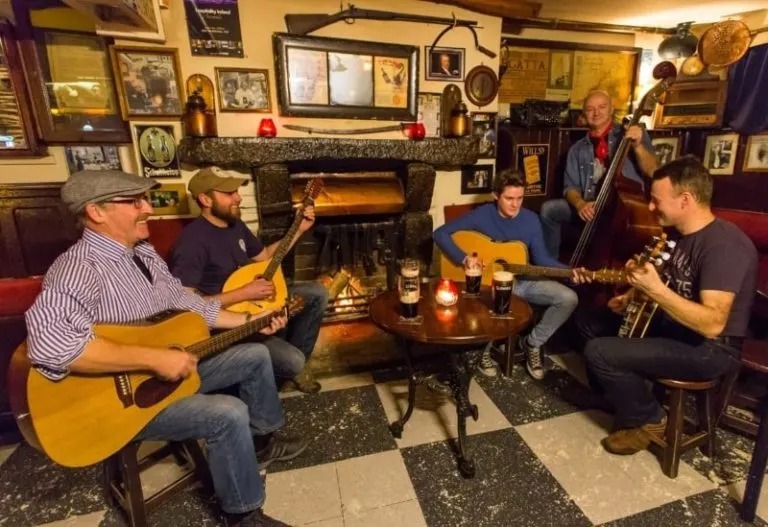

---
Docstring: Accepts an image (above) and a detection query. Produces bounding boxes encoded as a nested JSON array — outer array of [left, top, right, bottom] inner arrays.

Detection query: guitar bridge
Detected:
[[113, 374, 134, 408]]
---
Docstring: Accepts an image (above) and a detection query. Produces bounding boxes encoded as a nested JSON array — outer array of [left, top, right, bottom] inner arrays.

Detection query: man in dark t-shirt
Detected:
[[171, 167, 329, 393], [578, 156, 758, 457]]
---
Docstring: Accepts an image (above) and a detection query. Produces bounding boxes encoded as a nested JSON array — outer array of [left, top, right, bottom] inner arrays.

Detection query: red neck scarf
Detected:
[[589, 123, 612, 166]]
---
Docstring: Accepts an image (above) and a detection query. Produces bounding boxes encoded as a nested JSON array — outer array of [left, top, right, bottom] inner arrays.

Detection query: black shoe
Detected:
[[227, 508, 292, 527], [256, 433, 308, 469]]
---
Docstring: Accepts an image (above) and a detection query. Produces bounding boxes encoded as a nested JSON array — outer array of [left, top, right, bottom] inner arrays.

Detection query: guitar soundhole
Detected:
[[134, 377, 182, 408]]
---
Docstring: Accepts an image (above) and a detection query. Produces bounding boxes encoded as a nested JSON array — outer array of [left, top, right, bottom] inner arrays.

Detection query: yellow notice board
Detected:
[[499, 40, 639, 114]]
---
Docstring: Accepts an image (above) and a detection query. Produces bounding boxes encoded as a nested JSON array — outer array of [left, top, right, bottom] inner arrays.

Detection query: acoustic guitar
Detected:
[[222, 178, 324, 315], [439, 231, 626, 286], [8, 297, 303, 468], [619, 234, 676, 338]]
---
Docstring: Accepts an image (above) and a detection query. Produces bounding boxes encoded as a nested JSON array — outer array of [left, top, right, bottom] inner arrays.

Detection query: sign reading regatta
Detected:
[[515, 144, 549, 196], [135, 125, 181, 179]]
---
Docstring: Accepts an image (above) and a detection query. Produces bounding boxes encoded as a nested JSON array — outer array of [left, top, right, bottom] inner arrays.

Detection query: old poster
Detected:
[[184, 0, 243, 58], [134, 124, 180, 178], [287, 48, 328, 105], [515, 144, 549, 196], [374, 56, 408, 108], [329, 53, 373, 106], [498, 49, 548, 104], [571, 51, 637, 112]]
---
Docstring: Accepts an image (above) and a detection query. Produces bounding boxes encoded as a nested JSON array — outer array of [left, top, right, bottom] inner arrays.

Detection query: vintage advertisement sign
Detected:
[[515, 143, 549, 196], [135, 124, 181, 179], [184, 0, 243, 57]]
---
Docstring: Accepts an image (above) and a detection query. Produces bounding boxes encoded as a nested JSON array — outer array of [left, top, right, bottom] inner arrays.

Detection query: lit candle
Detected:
[[434, 278, 459, 307]]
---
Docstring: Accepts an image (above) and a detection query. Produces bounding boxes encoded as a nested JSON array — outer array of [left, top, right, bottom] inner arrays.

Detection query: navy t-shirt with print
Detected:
[[657, 218, 758, 341], [170, 217, 264, 296]]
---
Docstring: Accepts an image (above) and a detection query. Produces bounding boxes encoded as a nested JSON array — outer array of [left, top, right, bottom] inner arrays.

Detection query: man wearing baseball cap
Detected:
[[171, 166, 328, 394], [25, 170, 297, 527]]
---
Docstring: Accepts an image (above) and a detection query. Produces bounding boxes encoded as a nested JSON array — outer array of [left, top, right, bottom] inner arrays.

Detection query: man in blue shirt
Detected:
[[539, 90, 658, 259], [434, 170, 588, 380], [171, 167, 329, 394]]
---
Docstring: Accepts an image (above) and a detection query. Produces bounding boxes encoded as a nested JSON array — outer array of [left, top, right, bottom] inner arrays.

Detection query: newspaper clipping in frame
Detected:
[[515, 144, 549, 196]]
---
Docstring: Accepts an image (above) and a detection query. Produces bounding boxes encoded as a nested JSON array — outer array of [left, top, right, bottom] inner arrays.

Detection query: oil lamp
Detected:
[[435, 278, 459, 307]]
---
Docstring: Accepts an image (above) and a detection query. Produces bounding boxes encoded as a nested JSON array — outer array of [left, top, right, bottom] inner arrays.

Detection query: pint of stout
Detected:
[[464, 252, 482, 294], [399, 260, 420, 318], [491, 271, 514, 315]]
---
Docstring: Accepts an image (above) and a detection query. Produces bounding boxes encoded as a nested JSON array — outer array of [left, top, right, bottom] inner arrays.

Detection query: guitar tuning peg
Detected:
[[666, 240, 677, 248], [660, 252, 671, 261]]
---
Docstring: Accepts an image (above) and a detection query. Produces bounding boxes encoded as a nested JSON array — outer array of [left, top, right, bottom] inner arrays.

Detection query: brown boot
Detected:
[[292, 369, 321, 394], [641, 415, 668, 446], [601, 428, 651, 455]]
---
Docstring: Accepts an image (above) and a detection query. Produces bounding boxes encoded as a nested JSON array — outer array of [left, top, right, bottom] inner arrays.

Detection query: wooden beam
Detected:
[[418, 0, 541, 19]]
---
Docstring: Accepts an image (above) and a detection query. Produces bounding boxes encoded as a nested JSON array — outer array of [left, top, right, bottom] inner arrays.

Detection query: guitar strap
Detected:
[[133, 254, 153, 284]]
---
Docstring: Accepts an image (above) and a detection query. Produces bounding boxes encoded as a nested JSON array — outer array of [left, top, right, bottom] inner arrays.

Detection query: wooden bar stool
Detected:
[[651, 367, 739, 479], [740, 338, 768, 522], [103, 440, 212, 527]]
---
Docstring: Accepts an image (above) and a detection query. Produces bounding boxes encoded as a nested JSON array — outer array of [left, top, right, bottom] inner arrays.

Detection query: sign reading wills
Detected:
[[515, 144, 549, 196]]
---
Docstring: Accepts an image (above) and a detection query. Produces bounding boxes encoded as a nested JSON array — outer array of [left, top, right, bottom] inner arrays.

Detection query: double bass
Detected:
[[569, 62, 677, 274]]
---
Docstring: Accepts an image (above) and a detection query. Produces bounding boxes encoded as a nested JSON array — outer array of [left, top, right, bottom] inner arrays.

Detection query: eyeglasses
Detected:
[[101, 194, 150, 209]]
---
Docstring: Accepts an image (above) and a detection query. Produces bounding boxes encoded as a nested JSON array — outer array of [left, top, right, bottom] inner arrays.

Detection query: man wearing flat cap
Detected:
[[25, 169, 300, 527], [171, 166, 328, 394]]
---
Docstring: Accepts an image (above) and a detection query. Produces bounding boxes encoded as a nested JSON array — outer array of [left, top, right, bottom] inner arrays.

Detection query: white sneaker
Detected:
[[477, 349, 498, 377], [521, 338, 545, 380]]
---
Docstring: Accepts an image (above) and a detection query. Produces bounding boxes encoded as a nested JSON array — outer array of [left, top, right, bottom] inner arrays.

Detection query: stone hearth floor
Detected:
[[2, 352, 767, 526]]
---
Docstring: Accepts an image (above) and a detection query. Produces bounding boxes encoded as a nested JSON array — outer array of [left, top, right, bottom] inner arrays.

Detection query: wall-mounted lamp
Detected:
[[658, 22, 698, 60]]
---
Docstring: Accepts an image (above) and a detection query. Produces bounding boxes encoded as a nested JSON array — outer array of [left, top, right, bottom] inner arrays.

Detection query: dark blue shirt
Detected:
[[434, 203, 566, 268], [170, 217, 265, 295]]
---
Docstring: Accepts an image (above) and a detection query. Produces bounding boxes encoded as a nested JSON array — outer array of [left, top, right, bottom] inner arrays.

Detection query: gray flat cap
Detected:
[[62, 170, 160, 213]]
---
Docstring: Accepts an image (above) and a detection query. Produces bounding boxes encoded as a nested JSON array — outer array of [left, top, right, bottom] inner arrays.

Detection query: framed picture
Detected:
[[95, 0, 166, 43], [215, 68, 271, 112], [471, 112, 497, 159], [417, 92, 441, 138], [704, 133, 739, 176], [110, 45, 184, 119], [515, 144, 549, 196], [461, 164, 493, 195], [568, 108, 586, 128], [65, 146, 122, 174], [548, 50, 574, 90], [273, 33, 417, 120], [131, 122, 181, 178], [651, 137, 680, 166], [425, 46, 464, 81], [743, 133, 768, 172], [148, 183, 190, 216]]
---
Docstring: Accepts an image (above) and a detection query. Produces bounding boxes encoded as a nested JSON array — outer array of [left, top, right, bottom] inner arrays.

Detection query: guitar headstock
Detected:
[[635, 234, 676, 270], [285, 295, 306, 317], [303, 178, 325, 205]]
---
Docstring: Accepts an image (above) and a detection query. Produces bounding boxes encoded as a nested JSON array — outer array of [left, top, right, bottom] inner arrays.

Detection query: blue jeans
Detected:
[[514, 278, 578, 348], [539, 198, 579, 259], [136, 342, 284, 514], [585, 335, 738, 429], [285, 282, 328, 359], [263, 336, 305, 380]]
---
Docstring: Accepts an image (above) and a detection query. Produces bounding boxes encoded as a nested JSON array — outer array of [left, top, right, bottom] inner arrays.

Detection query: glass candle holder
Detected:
[[435, 278, 459, 307], [258, 118, 277, 137]]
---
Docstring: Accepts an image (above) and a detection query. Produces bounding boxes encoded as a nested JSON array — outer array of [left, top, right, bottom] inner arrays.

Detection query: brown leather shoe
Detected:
[[601, 428, 651, 455], [292, 370, 321, 394]]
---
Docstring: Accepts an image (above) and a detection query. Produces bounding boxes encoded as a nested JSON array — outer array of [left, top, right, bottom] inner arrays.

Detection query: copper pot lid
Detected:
[[698, 20, 752, 67]]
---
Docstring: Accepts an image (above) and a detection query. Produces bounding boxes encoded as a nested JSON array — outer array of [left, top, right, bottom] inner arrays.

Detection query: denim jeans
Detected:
[[263, 336, 305, 380], [514, 278, 578, 348], [136, 342, 285, 514], [539, 198, 579, 260], [285, 281, 328, 359]]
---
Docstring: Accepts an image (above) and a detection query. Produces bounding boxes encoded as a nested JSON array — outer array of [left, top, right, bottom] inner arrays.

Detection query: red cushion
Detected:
[[147, 218, 193, 264], [0, 277, 43, 316]]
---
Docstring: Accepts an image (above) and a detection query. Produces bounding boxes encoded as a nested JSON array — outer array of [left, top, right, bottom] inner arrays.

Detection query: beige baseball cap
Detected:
[[188, 167, 248, 197]]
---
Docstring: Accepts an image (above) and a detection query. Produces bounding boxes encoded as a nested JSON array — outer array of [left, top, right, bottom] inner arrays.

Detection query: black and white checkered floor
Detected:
[[1, 352, 767, 527]]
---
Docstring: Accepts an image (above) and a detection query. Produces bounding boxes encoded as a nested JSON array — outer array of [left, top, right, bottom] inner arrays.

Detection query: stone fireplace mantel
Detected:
[[178, 136, 480, 169]]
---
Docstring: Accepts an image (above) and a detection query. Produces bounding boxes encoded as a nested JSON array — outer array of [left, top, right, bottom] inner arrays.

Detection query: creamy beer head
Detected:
[[402, 266, 419, 278], [493, 271, 513, 283]]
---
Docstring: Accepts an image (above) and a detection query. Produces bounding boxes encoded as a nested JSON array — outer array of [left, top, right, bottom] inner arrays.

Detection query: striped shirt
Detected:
[[25, 229, 221, 381]]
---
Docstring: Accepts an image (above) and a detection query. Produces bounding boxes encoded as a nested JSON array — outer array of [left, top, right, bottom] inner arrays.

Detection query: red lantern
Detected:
[[434, 278, 459, 307], [411, 122, 426, 140], [258, 118, 277, 138]]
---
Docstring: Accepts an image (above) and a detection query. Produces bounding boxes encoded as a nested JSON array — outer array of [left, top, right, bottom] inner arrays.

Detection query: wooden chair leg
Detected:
[[503, 335, 515, 377], [742, 397, 768, 522], [118, 444, 148, 527], [663, 388, 685, 479], [697, 390, 715, 458]]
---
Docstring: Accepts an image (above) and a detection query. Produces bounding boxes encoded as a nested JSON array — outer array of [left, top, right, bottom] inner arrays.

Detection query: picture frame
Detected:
[[704, 133, 739, 176], [110, 45, 184, 119], [148, 183, 190, 216], [461, 164, 493, 195], [471, 112, 497, 159], [273, 33, 418, 120], [651, 137, 680, 166], [743, 133, 768, 172], [64, 145, 122, 174], [215, 68, 271, 113], [131, 122, 181, 179], [425, 46, 465, 81], [95, 0, 166, 43], [417, 92, 442, 138]]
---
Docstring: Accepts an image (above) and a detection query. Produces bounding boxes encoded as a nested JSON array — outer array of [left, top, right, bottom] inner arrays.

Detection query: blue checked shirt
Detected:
[[25, 229, 221, 381]]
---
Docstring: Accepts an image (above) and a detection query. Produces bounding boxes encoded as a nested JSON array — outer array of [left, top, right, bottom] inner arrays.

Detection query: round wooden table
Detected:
[[369, 281, 532, 477]]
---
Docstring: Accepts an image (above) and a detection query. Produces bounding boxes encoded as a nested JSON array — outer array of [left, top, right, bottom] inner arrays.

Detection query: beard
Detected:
[[210, 201, 240, 226]]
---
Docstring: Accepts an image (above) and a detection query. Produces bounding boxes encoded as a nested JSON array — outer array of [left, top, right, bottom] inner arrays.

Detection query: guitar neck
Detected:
[[501, 263, 572, 278], [186, 314, 275, 360], [262, 200, 310, 280]]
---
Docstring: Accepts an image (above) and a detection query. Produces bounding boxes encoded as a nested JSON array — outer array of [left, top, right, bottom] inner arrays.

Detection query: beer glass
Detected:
[[398, 259, 420, 318], [464, 252, 483, 295], [491, 271, 514, 315]]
